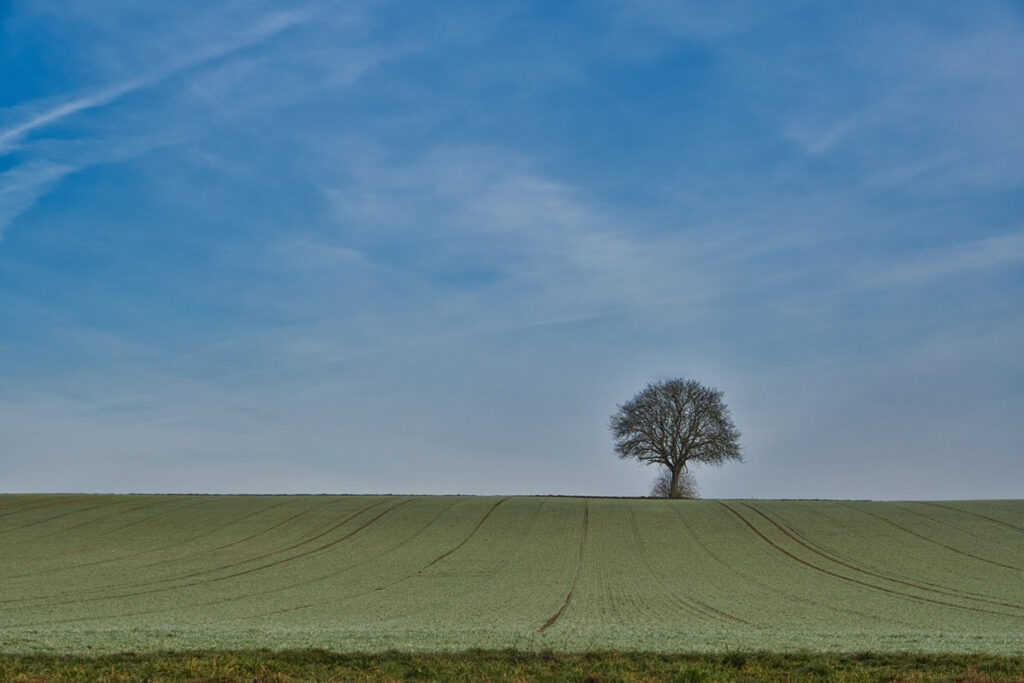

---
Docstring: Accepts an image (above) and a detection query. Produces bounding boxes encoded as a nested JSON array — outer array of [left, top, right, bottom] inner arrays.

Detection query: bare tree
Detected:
[[650, 468, 699, 499], [611, 378, 742, 499]]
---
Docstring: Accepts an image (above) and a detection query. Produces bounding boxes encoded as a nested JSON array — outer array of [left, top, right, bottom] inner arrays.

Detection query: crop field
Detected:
[[1, 494, 1022, 656]]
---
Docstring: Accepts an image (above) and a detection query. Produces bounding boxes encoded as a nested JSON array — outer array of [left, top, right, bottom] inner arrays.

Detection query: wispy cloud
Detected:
[[856, 231, 1024, 289], [613, 0, 802, 40], [0, 80, 148, 155], [0, 7, 314, 237], [324, 144, 719, 336], [0, 161, 74, 239], [0, 8, 311, 155]]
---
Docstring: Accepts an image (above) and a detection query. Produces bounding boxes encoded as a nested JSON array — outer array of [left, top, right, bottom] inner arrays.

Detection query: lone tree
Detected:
[[610, 378, 742, 498]]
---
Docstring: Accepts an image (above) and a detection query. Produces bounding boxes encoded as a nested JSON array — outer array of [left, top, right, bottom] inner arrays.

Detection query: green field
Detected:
[[1, 494, 1022, 655]]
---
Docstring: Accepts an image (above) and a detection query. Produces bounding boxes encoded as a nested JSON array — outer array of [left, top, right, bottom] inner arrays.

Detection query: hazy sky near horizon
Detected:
[[1, 1, 1022, 499]]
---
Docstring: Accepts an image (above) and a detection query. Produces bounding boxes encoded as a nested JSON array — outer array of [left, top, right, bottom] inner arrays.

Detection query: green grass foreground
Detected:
[[3, 650, 1024, 682]]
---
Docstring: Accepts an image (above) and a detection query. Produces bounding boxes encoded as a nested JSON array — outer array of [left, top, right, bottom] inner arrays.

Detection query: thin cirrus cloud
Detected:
[[0, 7, 314, 237], [0, 79, 149, 155], [0, 162, 74, 239], [854, 232, 1024, 290]]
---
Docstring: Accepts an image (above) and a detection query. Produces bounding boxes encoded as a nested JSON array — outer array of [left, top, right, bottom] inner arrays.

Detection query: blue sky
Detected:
[[1, 1, 1022, 498]]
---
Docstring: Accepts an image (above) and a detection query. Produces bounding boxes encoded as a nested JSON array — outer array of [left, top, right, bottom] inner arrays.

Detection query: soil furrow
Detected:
[[0, 497, 135, 537], [0, 497, 210, 584], [670, 504, 907, 627], [90, 498, 460, 624], [6, 500, 413, 628], [2, 499, 396, 610], [777, 513, 1014, 606], [538, 501, 589, 632], [920, 502, 1024, 533], [421, 497, 509, 570], [0, 498, 307, 603], [0, 496, 87, 522], [892, 503, 985, 540], [238, 498, 474, 621], [718, 502, 1018, 619], [840, 503, 1024, 573], [629, 506, 746, 625], [137, 496, 303, 568], [743, 503, 1024, 612], [187, 499, 392, 575]]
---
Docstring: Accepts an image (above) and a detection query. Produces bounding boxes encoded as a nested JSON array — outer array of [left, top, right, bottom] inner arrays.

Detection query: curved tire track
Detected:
[[86, 497, 460, 624], [2, 499, 400, 611], [0, 497, 136, 538], [0, 496, 89, 522], [421, 497, 509, 570], [921, 502, 1024, 534], [538, 501, 589, 632], [839, 503, 1024, 573], [671, 504, 908, 628], [630, 505, 752, 627], [0, 497, 306, 600], [15, 497, 197, 561], [5, 499, 413, 628], [718, 502, 1018, 619], [771, 508, 1017, 608], [743, 503, 1024, 613], [0, 497, 210, 584]]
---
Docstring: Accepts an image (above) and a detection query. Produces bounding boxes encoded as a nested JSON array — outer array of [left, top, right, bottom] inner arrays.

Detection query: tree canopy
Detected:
[[610, 378, 742, 498]]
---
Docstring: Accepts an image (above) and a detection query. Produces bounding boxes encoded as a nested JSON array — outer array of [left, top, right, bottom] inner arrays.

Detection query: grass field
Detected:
[[1, 494, 1022, 656], [4, 650, 1024, 682]]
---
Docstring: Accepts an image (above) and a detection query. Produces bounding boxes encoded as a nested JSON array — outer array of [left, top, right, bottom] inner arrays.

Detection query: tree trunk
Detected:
[[669, 465, 682, 499]]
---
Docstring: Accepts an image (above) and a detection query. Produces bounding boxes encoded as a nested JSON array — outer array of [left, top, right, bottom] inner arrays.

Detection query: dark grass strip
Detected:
[[2, 650, 1023, 682]]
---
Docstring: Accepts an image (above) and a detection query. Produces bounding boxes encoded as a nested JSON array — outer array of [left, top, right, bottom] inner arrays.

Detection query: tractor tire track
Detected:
[[839, 503, 1024, 573], [0, 495, 89, 522], [718, 502, 1018, 619], [630, 505, 752, 627], [356, 496, 548, 629], [137, 496, 304, 568], [31, 497, 176, 541], [773, 511, 1017, 607], [2, 499, 393, 606], [538, 502, 589, 632], [892, 503, 986, 540], [17, 497, 194, 560], [0, 497, 210, 583], [671, 505, 910, 628], [238, 497, 477, 620], [0, 496, 136, 538], [5, 499, 413, 627], [743, 503, 1024, 613], [921, 502, 1024, 533], [420, 497, 509, 570], [66, 497, 460, 624], [1, 498, 392, 608], [0, 497, 308, 602]]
